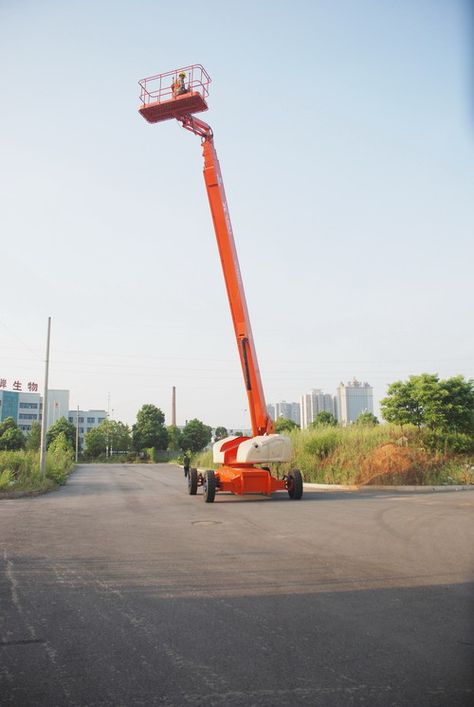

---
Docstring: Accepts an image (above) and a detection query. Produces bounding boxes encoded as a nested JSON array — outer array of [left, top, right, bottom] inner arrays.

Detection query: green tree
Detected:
[[25, 421, 41, 451], [47, 431, 74, 484], [180, 418, 212, 453], [167, 425, 182, 451], [99, 419, 131, 453], [46, 417, 76, 450], [132, 404, 168, 451], [380, 378, 424, 428], [438, 375, 474, 433], [381, 373, 474, 433], [412, 373, 446, 431], [214, 426, 228, 441], [0, 417, 25, 451], [274, 417, 299, 433], [49, 430, 71, 455], [84, 427, 107, 458], [310, 411, 338, 427], [0, 417, 18, 435], [354, 411, 379, 426]]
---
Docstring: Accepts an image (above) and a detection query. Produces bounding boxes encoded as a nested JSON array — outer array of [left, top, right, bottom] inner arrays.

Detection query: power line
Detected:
[[0, 319, 42, 360]]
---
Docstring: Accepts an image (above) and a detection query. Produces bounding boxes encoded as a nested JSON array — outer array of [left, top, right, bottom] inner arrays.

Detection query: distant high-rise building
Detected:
[[268, 401, 300, 425], [300, 389, 336, 429], [291, 402, 300, 426], [336, 379, 373, 425]]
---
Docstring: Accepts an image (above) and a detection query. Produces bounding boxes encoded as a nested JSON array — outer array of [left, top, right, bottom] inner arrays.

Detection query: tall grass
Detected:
[[189, 425, 474, 485], [0, 445, 75, 494], [279, 425, 401, 483]]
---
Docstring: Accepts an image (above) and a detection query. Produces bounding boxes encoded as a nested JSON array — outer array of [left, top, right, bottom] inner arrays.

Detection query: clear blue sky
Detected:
[[1, 0, 472, 428]]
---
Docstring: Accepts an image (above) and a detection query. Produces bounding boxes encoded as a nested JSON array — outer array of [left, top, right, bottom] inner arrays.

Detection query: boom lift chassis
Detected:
[[138, 65, 302, 502]]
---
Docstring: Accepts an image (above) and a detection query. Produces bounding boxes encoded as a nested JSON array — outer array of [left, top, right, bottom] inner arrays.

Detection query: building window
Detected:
[[79, 427, 84, 433], [19, 402, 38, 409], [19, 413, 38, 420], [98, 417, 105, 424], [78, 417, 84, 423], [87, 417, 95, 424]]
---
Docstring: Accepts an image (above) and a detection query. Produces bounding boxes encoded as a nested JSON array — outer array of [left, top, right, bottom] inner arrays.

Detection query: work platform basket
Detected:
[[138, 64, 211, 124]]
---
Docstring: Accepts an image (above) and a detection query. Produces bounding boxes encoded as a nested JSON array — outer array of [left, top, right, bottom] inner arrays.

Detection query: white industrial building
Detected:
[[0, 388, 70, 434], [47, 390, 70, 428], [68, 409, 107, 448], [0, 386, 107, 449]]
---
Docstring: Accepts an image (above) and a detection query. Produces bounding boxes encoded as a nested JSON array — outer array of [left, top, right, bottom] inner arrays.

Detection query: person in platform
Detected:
[[172, 72, 189, 97]]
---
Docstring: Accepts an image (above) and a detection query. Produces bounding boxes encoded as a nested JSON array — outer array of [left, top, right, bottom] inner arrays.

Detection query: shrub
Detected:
[[304, 428, 342, 459], [421, 431, 474, 455], [46, 432, 74, 485], [0, 469, 13, 489], [0, 450, 37, 483]]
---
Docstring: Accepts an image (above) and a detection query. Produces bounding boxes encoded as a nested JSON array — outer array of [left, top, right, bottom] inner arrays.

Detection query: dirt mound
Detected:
[[356, 443, 430, 485]]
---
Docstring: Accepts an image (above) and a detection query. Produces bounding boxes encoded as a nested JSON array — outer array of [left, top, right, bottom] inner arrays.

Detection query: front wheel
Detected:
[[287, 468, 303, 500], [188, 468, 198, 495], [203, 470, 216, 503]]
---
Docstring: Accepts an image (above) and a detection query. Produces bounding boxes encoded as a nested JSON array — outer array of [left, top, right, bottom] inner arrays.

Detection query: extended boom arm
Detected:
[[179, 114, 274, 436]]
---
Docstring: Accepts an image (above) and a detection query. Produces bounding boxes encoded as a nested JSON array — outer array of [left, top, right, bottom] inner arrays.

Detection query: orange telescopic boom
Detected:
[[138, 65, 302, 502], [180, 114, 274, 438]]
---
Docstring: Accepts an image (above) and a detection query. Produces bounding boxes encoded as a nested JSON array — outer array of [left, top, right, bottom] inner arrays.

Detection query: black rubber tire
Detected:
[[287, 468, 303, 500], [188, 468, 198, 495], [203, 470, 216, 503]]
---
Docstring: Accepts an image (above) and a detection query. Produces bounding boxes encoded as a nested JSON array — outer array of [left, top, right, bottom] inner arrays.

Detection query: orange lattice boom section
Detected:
[[138, 64, 211, 124]]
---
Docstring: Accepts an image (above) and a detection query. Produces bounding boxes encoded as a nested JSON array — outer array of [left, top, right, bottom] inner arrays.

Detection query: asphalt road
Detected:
[[1, 464, 473, 706]]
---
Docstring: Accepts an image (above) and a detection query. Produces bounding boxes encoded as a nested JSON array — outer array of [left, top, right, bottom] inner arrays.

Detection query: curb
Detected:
[[179, 467, 474, 493], [303, 483, 474, 493]]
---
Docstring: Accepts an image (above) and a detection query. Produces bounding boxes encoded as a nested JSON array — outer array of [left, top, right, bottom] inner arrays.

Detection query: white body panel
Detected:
[[213, 434, 292, 464], [213, 436, 238, 463]]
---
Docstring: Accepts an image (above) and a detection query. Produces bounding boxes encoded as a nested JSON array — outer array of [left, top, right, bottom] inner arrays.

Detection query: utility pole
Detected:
[[39, 317, 51, 478], [171, 386, 176, 427], [106, 392, 110, 458], [75, 405, 79, 462], [110, 409, 114, 457]]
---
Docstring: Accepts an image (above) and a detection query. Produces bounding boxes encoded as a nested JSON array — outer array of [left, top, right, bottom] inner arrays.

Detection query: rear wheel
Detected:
[[203, 470, 216, 503], [188, 468, 198, 495], [287, 468, 303, 500]]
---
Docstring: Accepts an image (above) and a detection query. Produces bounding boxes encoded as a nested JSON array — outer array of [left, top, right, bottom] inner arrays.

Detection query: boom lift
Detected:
[[138, 65, 303, 502]]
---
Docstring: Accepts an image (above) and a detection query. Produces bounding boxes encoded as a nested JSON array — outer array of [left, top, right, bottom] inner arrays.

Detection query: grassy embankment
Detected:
[[192, 424, 474, 486], [0, 447, 75, 496]]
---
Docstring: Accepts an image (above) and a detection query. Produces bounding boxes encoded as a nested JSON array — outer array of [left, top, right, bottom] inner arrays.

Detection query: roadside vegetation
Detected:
[[0, 427, 75, 496], [81, 405, 213, 464], [192, 423, 474, 486], [193, 374, 474, 486], [2, 373, 472, 491]]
